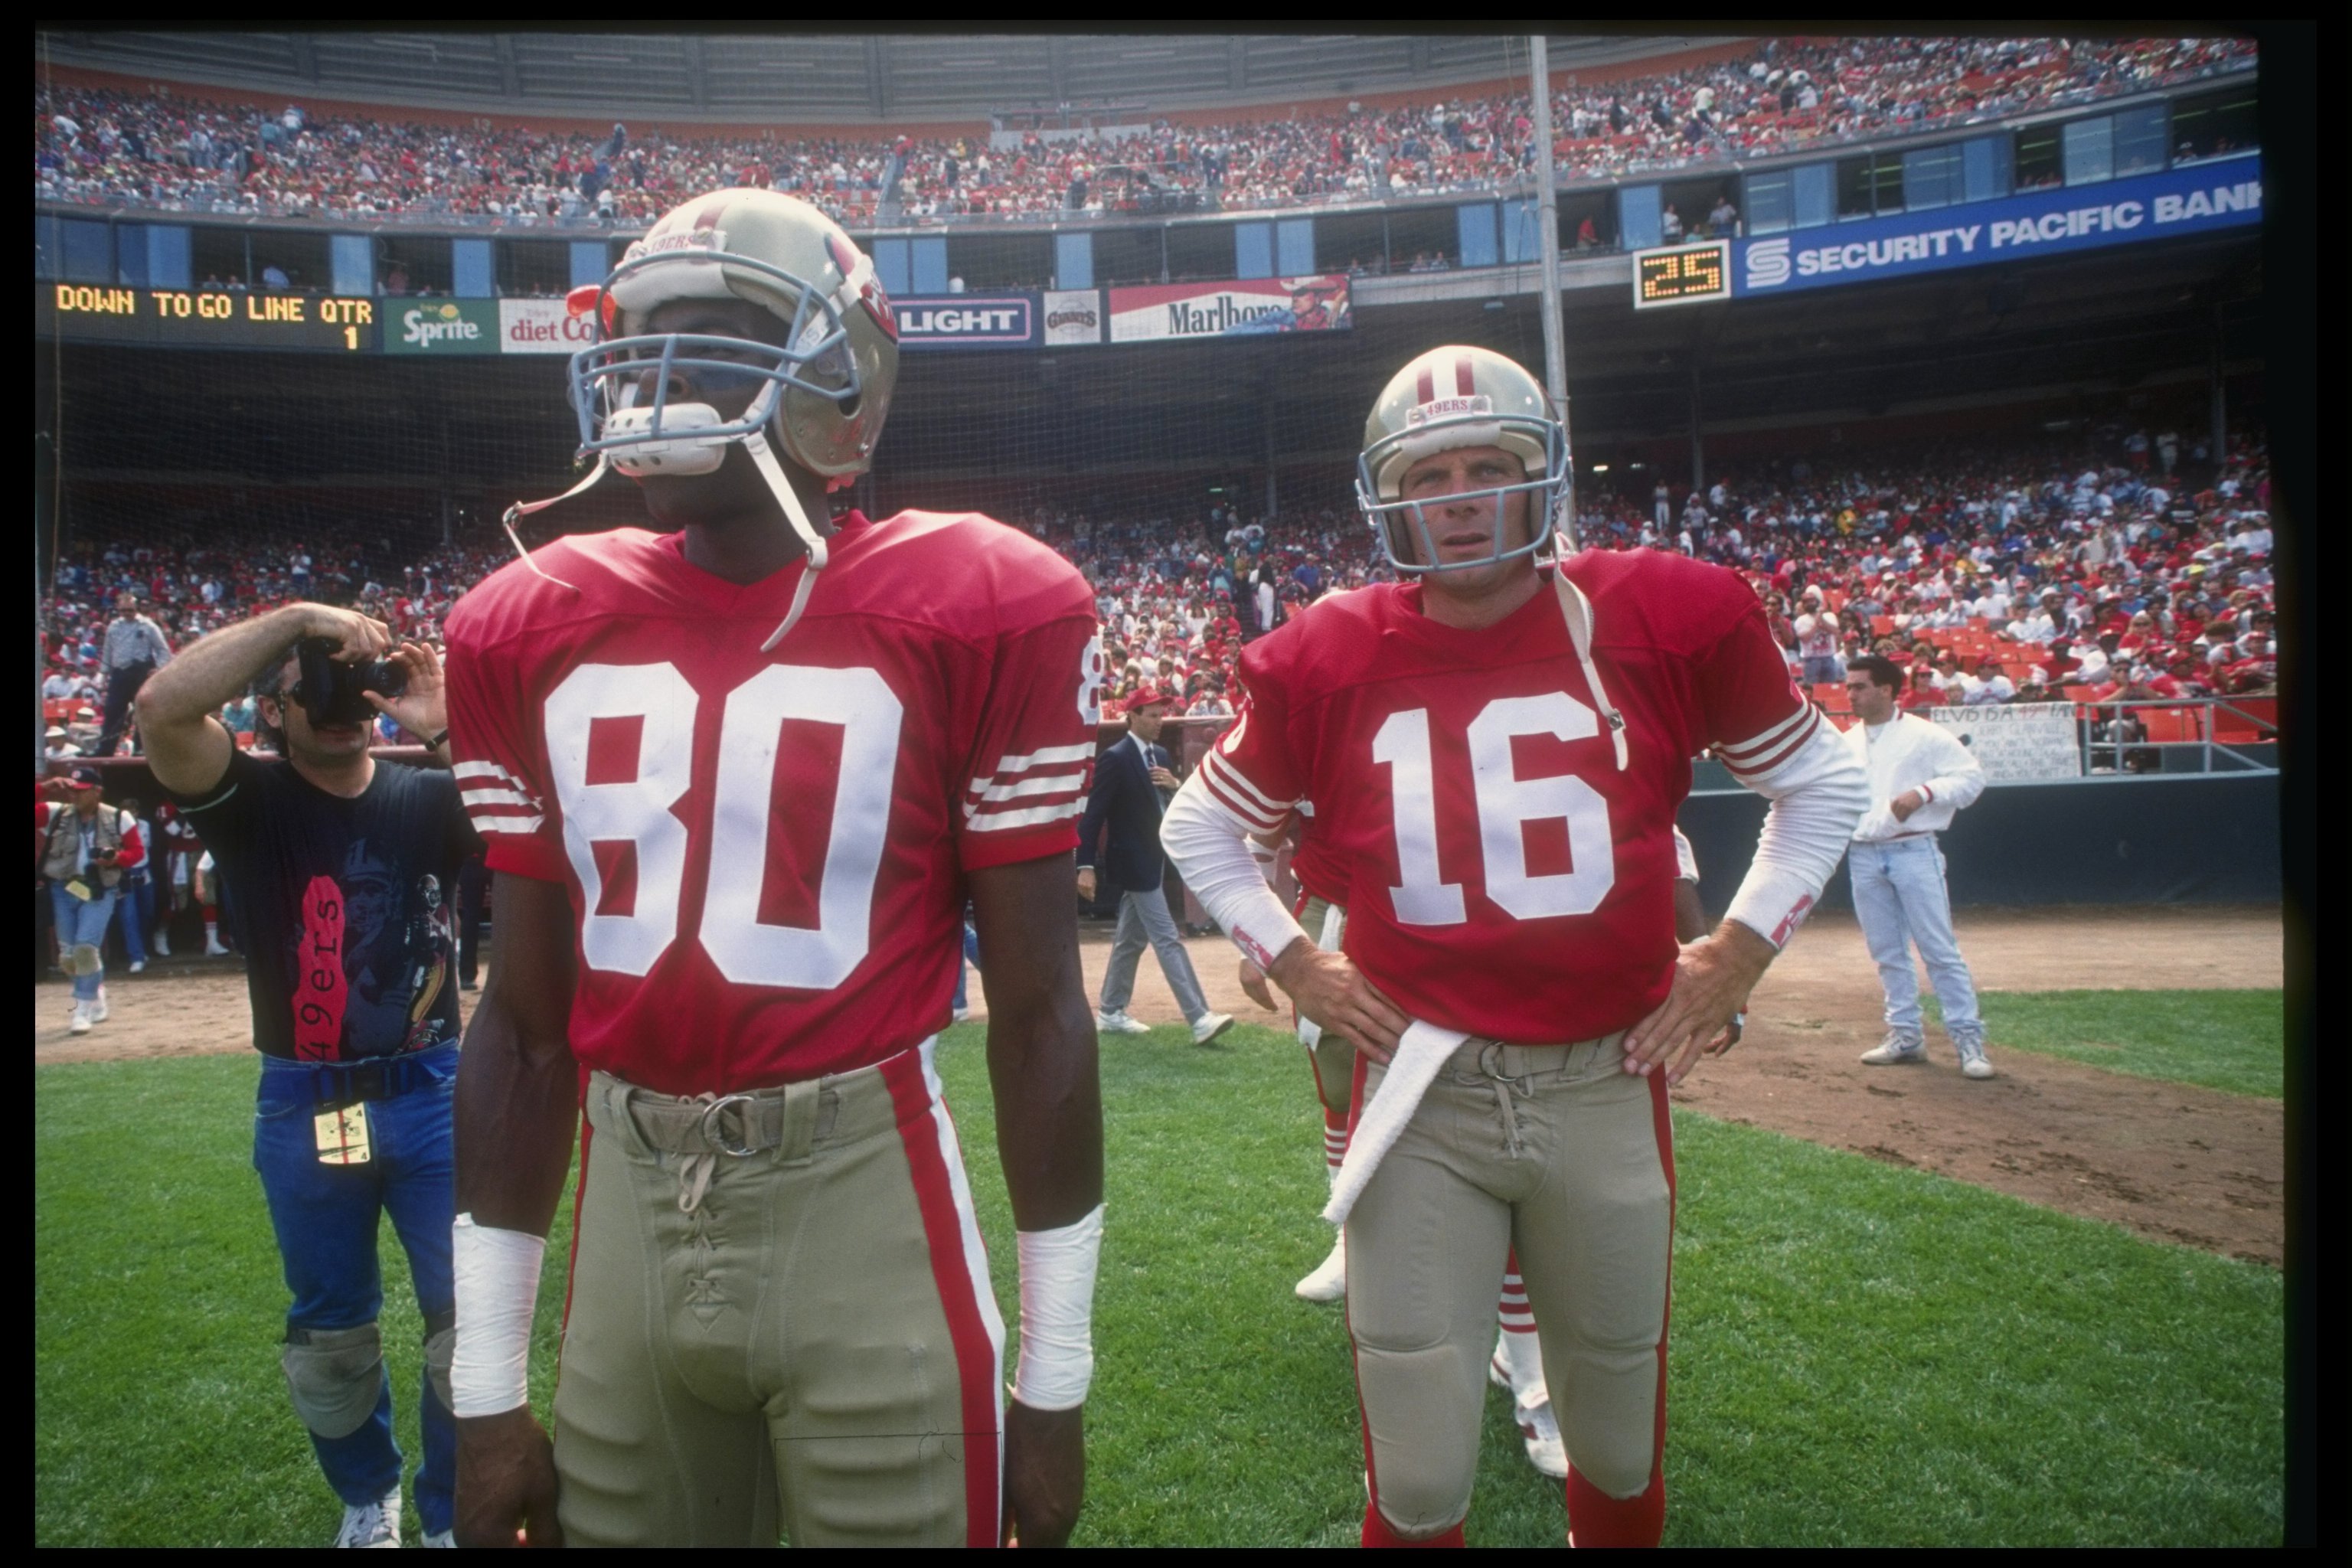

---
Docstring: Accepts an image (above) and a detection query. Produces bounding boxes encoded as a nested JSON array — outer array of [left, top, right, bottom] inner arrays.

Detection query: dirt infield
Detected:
[[34, 904, 2283, 1264]]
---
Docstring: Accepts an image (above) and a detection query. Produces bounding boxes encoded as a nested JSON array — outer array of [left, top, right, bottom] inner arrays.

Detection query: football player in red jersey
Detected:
[[440, 190, 1102, 1548], [1164, 346, 1866, 1547]]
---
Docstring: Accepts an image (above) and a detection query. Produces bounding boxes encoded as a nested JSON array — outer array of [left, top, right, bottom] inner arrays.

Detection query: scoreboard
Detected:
[[1631, 241, 1731, 309], [38, 284, 377, 351]]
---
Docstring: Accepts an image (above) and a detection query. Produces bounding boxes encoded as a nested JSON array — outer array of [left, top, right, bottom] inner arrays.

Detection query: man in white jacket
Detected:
[[1841, 655, 1995, 1079]]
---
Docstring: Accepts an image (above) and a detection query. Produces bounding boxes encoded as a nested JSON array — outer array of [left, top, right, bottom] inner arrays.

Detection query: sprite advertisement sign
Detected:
[[383, 298, 501, 355]]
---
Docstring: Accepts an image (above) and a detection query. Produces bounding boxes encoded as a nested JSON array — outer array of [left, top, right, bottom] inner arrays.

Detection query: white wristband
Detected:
[[1012, 1204, 1103, 1412], [449, 1214, 546, 1419]]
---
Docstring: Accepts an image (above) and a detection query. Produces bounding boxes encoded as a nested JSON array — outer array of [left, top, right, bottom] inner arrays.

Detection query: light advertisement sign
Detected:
[[1734, 158, 2262, 299], [498, 298, 598, 354], [1106, 276, 1351, 343], [892, 294, 1040, 350]]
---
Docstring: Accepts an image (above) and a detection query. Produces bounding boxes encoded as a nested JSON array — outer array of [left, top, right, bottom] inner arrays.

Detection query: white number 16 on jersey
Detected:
[[1372, 691, 1615, 925], [544, 662, 903, 988]]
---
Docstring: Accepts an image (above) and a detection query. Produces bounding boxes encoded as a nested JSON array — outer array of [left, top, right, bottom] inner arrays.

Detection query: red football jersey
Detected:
[[1197, 550, 1810, 1044], [443, 511, 1100, 1093]]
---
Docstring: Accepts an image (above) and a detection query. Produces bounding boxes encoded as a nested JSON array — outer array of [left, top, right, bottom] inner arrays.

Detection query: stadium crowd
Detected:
[[41, 416, 2276, 768], [37, 35, 2252, 231]]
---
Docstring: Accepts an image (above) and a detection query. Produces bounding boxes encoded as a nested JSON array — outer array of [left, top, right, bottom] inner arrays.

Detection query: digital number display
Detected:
[[38, 285, 378, 351], [1632, 242, 1731, 309]]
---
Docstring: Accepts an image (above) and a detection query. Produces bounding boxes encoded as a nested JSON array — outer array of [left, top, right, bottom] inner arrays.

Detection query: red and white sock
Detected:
[[1322, 1109, 1350, 1182], [1496, 1259, 1542, 1390]]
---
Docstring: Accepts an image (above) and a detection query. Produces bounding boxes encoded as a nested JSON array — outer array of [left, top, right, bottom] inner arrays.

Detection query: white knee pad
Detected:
[[69, 942, 103, 978], [1357, 1343, 1478, 1537], [283, 1322, 386, 1439], [1560, 1397, 1660, 1500]]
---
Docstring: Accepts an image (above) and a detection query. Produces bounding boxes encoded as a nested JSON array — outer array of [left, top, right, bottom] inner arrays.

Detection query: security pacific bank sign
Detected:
[[1734, 158, 2262, 298], [892, 294, 1039, 351]]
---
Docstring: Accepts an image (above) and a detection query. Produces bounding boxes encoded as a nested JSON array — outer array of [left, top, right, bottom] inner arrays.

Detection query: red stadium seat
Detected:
[[2211, 697, 2277, 743], [1870, 616, 1894, 636], [2135, 707, 2202, 744]]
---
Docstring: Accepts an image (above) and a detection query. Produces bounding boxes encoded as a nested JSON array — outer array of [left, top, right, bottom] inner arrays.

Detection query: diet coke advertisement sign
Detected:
[[499, 298, 599, 354]]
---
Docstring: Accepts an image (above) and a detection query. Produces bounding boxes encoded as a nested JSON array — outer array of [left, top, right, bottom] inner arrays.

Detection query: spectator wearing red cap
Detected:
[[1075, 687, 1234, 1046]]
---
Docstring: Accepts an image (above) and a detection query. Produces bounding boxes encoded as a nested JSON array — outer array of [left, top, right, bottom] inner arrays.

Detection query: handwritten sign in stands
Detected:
[[1923, 703, 2082, 782]]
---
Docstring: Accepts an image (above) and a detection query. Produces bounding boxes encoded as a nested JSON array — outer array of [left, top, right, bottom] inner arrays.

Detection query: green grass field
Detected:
[[1930, 989, 2282, 1097], [36, 1023, 2283, 1547]]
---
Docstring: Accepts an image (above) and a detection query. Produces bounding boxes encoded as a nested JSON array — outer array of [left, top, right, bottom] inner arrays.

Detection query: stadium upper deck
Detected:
[[36, 34, 2254, 230]]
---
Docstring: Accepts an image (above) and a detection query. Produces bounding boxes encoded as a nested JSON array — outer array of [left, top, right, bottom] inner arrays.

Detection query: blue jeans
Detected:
[[950, 922, 981, 1013], [1847, 837, 1983, 1052], [119, 874, 153, 965], [253, 1045, 460, 1533], [49, 883, 119, 1001]]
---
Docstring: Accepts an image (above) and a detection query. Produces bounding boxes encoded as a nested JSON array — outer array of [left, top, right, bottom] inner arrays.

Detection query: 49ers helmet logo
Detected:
[[828, 230, 897, 341]]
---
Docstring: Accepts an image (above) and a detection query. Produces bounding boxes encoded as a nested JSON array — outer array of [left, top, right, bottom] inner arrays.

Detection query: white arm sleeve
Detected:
[[1672, 825, 1700, 884], [1921, 730, 1988, 811], [1720, 710, 1870, 948], [1161, 771, 1311, 972]]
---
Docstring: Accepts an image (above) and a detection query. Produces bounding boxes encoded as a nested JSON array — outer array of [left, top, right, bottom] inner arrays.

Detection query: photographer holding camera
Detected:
[[135, 602, 479, 1549]]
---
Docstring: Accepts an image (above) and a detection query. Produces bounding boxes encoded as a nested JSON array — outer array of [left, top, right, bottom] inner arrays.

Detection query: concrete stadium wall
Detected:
[[1678, 773, 2283, 914]]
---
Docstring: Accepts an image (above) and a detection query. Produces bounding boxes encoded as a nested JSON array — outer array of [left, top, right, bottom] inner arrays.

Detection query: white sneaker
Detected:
[[1858, 1037, 1926, 1066], [1190, 1011, 1236, 1046], [1510, 1384, 1570, 1479], [335, 1485, 402, 1548], [89, 987, 109, 1024], [204, 938, 231, 956], [1095, 1010, 1151, 1036], [69, 1001, 93, 1035], [1486, 1349, 1568, 1477], [1960, 1054, 1997, 1080], [951, 1007, 971, 1024], [1295, 1230, 1347, 1302], [152, 930, 171, 957], [421, 1528, 454, 1548], [129, 959, 145, 974]]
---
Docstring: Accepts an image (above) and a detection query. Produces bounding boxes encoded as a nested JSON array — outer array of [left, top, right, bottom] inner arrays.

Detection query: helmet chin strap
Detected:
[[743, 427, 831, 652], [498, 456, 609, 594], [498, 399, 832, 647], [1547, 527, 1628, 773]]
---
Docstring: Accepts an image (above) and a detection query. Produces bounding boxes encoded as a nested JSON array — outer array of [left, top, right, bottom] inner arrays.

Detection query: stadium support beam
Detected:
[[1689, 362, 1705, 496], [867, 39, 888, 119], [1527, 38, 1570, 456], [2208, 303, 2227, 473], [685, 38, 708, 111], [494, 35, 519, 100]]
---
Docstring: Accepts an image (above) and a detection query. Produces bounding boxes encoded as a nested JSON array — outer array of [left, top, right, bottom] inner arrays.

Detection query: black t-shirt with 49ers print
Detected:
[[170, 750, 479, 1061]]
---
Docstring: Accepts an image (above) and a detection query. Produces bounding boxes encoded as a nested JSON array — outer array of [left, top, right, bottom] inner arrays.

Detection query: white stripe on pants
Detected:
[[1847, 836, 1983, 1050], [1096, 884, 1210, 1023]]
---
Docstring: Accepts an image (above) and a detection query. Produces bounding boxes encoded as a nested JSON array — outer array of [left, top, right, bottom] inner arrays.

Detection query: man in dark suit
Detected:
[[1075, 688, 1234, 1045]]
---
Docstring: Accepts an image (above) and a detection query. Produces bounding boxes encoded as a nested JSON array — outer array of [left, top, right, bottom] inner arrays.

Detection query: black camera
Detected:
[[292, 637, 407, 727]]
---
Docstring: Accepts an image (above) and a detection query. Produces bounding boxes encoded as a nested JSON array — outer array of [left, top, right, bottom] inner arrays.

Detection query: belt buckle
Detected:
[[698, 1093, 763, 1158], [1475, 1040, 1514, 1081]]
